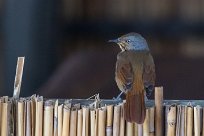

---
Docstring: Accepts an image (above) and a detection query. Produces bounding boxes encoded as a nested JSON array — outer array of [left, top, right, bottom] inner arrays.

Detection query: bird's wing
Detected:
[[142, 53, 156, 97], [115, 57, 133, 93]]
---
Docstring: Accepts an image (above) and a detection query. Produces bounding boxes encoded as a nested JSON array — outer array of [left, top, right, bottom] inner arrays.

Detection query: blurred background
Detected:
[[0, 0, 204, 99]]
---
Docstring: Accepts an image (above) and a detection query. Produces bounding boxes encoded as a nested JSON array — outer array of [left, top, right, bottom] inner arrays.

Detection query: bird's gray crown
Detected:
[[109, 32, 150, 51]]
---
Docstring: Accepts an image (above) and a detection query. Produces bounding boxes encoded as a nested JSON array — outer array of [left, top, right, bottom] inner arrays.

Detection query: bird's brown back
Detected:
[[116, 50, 155, 123]]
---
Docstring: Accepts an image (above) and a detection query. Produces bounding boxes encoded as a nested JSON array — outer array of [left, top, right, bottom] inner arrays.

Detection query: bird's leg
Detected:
[[144, 91, 149, 102], [113, 91, 124, 100], [145, 95, 149, 102]]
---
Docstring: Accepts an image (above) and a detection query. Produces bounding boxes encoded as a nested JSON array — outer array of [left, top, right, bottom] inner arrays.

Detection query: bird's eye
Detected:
[[126, 40, 131, 43]]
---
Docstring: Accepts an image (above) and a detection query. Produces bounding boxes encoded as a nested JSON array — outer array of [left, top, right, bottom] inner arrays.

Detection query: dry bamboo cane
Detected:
[[23, 101, 26, 136], [113, 105, 120, 136], [54, 100, 58, 136], [149, 107, 155, 136], [31, 96, 36, 136], [90, 110, 95, 136], [58, 104, 63, 136], [18, 100, 25, 136], [98, 107, 106, 136], [13, 57, 24, 99], [82, 107, 89, 136], [184, 106, 187, 136], [7, 101, 12, 136], [165, 105, 169, 136], [175, 105, 187, 136], [176, 105, 181, 136], [180, 106, 186, 136], [155, 87, 163, 136], [43, 100, 54, 136], [62, 104, 71, 136], [30, 95, 36, 136], [137, 124, 143, 136], [166, 105, 176, 136], [143, 108, 150, 136], [194, 105, 202, 136], [77, 109, 83, 136], [186, 106, 193, 136], [26, 100, 31, 136], [0, 98, 11, 136], [119, 103, 125, 136], [134, 123, 138, 136], [69, 109, 77, 136], [15, 100, 18, 136], [35, 97, 43, 136], [106, 105, 113, 136], [1, 102, 8, 136], [126, 122, 134, 136], [90, 109, 97, 136]]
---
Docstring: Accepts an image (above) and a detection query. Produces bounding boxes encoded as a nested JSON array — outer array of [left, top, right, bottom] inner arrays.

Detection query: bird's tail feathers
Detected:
[[124, 92, 146, 124]]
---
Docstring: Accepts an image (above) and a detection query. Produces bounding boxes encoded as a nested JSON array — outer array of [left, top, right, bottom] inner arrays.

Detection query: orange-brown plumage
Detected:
[[109, 33, 155, 124], [116, 50, 155, 123]]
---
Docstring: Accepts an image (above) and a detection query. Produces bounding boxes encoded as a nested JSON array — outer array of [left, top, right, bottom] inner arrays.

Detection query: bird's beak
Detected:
[[108, 38, 119, 43]]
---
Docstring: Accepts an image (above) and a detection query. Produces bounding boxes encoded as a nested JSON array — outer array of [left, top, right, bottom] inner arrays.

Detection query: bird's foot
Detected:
[[113, 91, 124, 101]]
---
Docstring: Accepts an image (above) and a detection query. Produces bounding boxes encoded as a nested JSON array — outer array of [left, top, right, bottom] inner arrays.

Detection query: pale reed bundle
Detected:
[[2, 86, 204, 136]]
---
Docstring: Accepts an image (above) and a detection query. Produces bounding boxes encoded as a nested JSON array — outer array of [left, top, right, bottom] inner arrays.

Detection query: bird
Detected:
[[109, 32, 155, 124]]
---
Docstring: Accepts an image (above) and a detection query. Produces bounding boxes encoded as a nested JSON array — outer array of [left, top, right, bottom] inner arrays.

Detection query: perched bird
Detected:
[[109, 33, 155, 124]]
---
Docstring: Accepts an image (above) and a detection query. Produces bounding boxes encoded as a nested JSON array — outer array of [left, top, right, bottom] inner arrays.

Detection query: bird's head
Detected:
[[108, 32, 149, 51]]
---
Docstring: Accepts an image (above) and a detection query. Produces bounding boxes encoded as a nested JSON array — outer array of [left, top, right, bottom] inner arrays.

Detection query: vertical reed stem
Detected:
[[155, 87, 163, 136]]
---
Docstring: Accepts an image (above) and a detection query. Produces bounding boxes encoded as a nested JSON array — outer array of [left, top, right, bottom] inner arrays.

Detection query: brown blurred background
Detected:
[[0, 0, 204, 99]]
